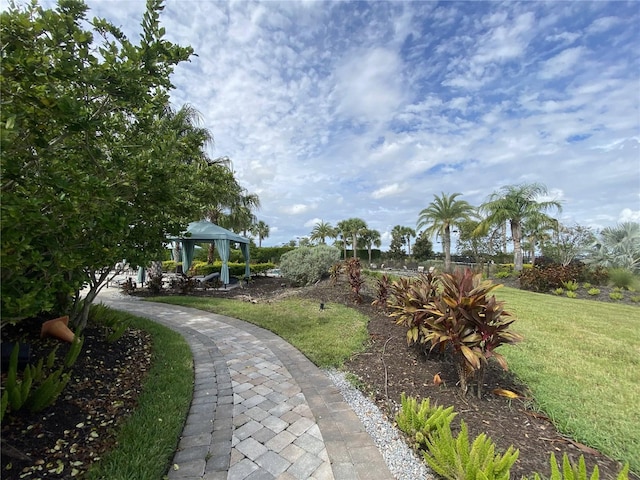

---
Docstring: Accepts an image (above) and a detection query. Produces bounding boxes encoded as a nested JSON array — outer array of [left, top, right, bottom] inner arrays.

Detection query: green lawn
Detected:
[[148, 289, 639, 473], [149, 296, 370, 368], [496, 287, 639, 472], [86, 313, 193, 480]]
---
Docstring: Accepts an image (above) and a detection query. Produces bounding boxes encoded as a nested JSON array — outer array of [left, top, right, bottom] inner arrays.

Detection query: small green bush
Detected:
[[608, 268, 638, 290], [554, 288, 565, 296], [526, 452, 630, 480], [566, 291, 577, 298], [562, 280, 579, 292], [587, 288, 600, 296], [609, 292, 624, 301], [495, 271, 511, 279], [582, 282, 592, 289], [423, 420, 519, 480], [630, 296, 640, 303], [279, 245, 341, 286], [396, 393, 457, 450]]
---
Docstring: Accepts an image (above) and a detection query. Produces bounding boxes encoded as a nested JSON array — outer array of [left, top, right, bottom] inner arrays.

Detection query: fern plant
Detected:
[[526, 453, 630, 480], [423, 420, 519, 480], [396, 393, 457, 449]]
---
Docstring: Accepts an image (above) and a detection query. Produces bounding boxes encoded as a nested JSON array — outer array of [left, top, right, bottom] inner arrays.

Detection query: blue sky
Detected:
[[39, 1, 640, 248]]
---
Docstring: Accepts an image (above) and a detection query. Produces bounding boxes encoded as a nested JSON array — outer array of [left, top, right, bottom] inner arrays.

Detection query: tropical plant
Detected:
[[478, 183, 562, 272], [359, 228, 382, 265], [310, 220, 337, 245], [344, 258, 365, 303], [396, 393, 457, 450], [418, 192, 476, 272], [587, 222, 640, 273], [250, 220, 270, 248], [386, 273, 439, 345], [526, 453, 630, 480], [412, 231, 435, 261], [607, 268, 638, 290], [423, 269, 523, 397], [338, 218, 368, 259], [372, 274, 392, 311], [423, 420, 519, 480], [389, 225, 408, 260]]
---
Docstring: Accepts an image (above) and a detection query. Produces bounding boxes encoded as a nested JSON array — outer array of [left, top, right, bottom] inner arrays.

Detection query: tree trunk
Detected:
[[444, 227, 452, 272], [512, 221, 524, 271]]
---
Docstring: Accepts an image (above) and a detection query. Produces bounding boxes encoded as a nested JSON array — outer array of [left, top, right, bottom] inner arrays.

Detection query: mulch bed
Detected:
[[1, 274, 636, 479]]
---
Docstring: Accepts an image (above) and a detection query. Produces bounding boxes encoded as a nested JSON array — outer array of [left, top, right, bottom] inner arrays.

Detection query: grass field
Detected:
[[496, 287, 639, 472], [150, 296, 370, 368], [151, 289, 639, 473]]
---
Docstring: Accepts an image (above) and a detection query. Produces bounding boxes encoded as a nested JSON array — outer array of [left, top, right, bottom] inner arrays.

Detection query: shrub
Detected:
[[396, 393, 457, 450], [372, 274, 392, 311], [554, 288, 565, 296], [344, 258, 365, 303], [423, 270, 522, 398], [423, 420, 519, 480], [608, 268, 638, 290], [587, 288, 601, 296], [609, 292, 624, 301], [562, 280, 579, 292], [526, 453, 630, 480], [495, 271, 511, 279], [388, 269, 522, 398], [162, 260, 178, 272], [630, 296, 640, 303], [519, 262, 586, 293], [279, 245, 340, 286], [582, 282, 592, 289], [566, 291, 577, 299]]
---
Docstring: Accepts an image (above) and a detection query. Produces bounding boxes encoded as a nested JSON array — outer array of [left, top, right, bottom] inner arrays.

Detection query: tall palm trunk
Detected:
[[444, 226, 452, 272], [511, 221, 524, 271]]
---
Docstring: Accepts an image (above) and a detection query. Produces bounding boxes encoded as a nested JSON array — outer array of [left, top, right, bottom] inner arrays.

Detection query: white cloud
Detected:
[[371, 183, 403, 199], [32, 0, 639, 248], [538, 46, 587, 79], [619, 209, 640, 223]]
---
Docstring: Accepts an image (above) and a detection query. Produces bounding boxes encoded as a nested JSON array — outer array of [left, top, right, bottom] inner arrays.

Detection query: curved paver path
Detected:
[[99, 293, 393, 480]]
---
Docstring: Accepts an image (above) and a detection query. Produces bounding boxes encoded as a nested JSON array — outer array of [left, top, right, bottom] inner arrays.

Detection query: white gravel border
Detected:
[[324, 369, 434, 480]]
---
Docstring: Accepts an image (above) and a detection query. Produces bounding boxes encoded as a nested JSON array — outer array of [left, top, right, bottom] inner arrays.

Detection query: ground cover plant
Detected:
[[1, 310, 192, 480]]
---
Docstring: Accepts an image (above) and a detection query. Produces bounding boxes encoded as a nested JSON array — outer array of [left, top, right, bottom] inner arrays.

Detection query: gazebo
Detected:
[[169, 220, 250, 285]]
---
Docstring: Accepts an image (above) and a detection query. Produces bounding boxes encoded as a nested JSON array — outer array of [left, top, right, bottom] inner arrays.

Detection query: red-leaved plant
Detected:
[[386, 268, 522, 398]]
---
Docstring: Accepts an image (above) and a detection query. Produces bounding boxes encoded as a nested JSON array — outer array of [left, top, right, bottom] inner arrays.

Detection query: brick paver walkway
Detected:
[[100, 293, 393, 480]]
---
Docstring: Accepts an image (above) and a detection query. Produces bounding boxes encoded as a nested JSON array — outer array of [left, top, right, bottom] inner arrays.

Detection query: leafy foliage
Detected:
[[0, 1, 239, 328], [423, 420, 519, 480], [372, 274, 392, 311], [526, 453, 630, 480], [1, 337, 83, 421], [396, 393, 457, 450], [279, 245, 341, 286], [344, 258, 365, 303], [386, 269, 522, 397]]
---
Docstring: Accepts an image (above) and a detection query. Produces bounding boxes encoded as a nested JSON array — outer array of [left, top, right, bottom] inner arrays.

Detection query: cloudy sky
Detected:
[[44, 1, 640, 248]]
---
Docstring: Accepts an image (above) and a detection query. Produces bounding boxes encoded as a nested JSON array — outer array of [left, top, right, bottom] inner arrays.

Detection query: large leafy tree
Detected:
[[417, 193, 475, 272], [0, 0, 219, 327], [310, 220, 336, 245], [478, 183, 562, 272]]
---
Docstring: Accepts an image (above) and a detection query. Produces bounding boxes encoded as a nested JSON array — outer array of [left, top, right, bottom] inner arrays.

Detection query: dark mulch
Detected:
[[1, 274, 636, 479]]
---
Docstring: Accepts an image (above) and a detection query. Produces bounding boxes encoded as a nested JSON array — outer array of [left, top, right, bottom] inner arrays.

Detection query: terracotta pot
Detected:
[[41, 316, 75, 343]]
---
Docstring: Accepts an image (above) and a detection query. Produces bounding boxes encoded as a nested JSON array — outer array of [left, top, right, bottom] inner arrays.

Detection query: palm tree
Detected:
[[589, 222, 640, 272], [310, 220, 336, 245], [359, 228, 381, 265], [417, 192, 475, 272], [523, 216, 558, 265], [479, 183, 562, 271], [401, 227, 416, 256], [251, 220, 270, 248], [343, 218, 368, 258]]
